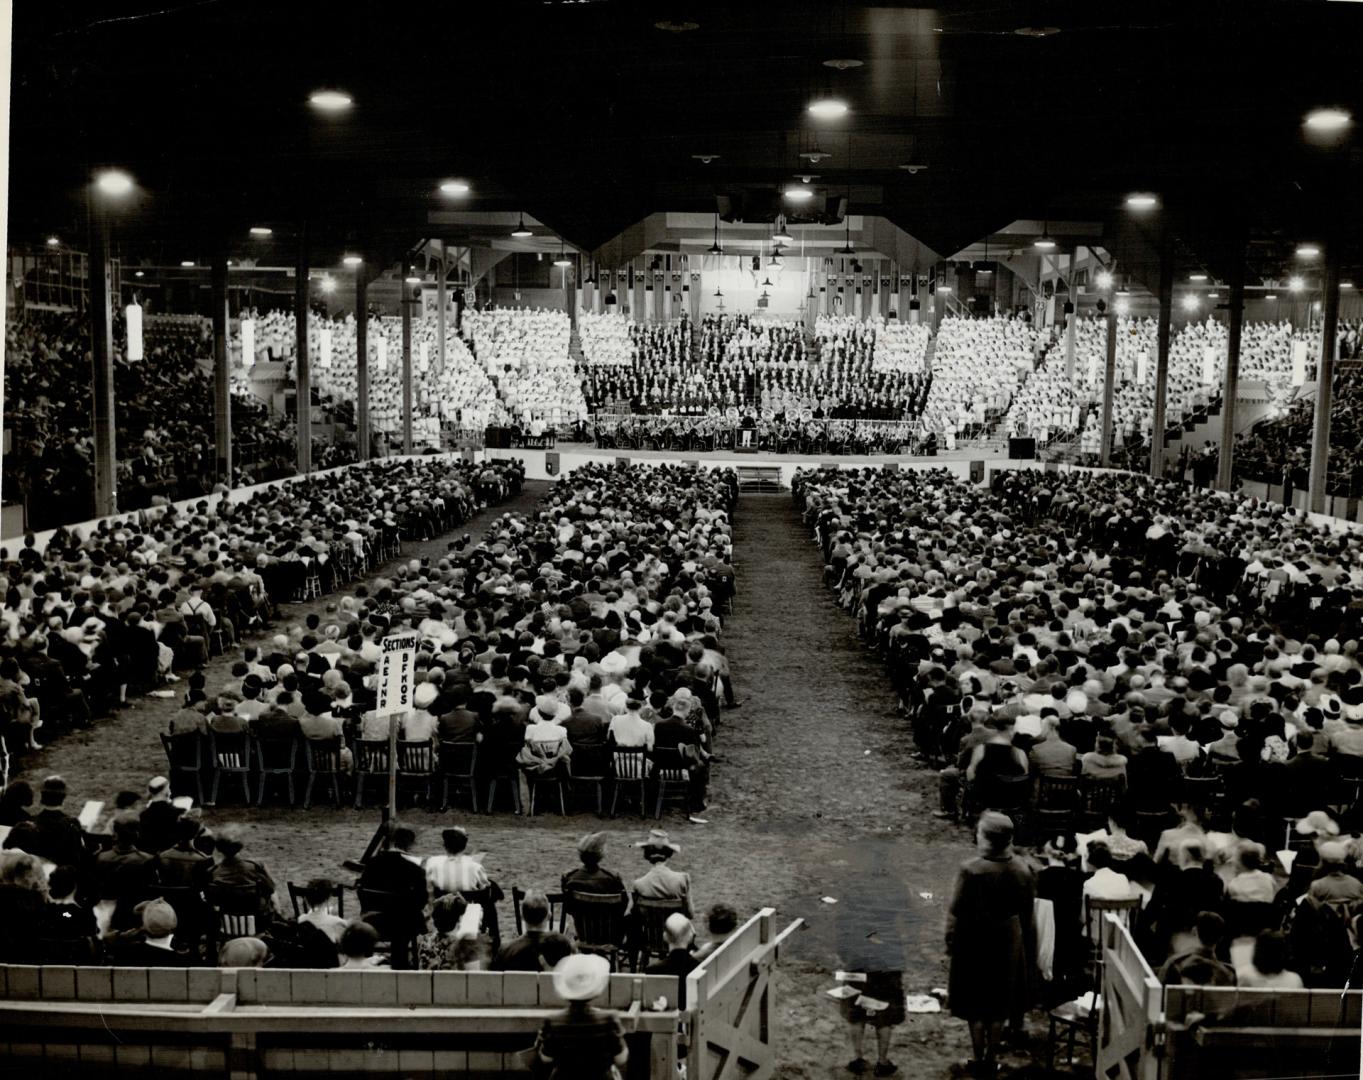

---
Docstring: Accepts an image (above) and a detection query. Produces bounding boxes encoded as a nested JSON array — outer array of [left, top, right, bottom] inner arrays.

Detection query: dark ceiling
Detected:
[[9, 0, 1363, 280]]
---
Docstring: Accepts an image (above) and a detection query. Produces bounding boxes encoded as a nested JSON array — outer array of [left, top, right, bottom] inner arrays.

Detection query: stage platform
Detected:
[[486, 444, 1035, 487]]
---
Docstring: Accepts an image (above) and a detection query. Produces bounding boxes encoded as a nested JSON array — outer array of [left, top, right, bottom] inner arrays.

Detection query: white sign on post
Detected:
[[125, 303, 143, 361], [241, 318, 256, 367], [320, 327, 333, 369], [376, 632, 420, 717], [1292, 340, 1309, 386]]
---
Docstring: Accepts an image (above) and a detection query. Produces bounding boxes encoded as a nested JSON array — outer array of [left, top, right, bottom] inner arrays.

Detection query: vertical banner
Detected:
[[1292, 339, 1309, 386], [1135, 350, 1148, 386], [1201, 345, 1217, 385], [376, 632, 420, 717], [375, 336, 388, 373], [125, 302, 143, 361], [419, 340, 429, 372], [320, 327, 333, 369], [241, 318, 255, 367]]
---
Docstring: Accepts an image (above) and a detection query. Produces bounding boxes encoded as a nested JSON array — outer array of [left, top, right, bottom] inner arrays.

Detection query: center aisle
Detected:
[[720, 493, 974, 1076]]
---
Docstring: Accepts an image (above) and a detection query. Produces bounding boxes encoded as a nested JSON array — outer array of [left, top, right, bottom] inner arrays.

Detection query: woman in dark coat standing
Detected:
[[946, 811, 1036, 1078]]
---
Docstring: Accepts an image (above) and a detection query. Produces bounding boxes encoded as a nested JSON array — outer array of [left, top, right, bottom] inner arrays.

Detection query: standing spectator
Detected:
[[946, 812, 1037, 1079]]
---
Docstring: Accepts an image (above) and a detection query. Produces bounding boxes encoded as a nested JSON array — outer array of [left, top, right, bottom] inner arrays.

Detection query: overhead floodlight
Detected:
[[1095, 270, 1114, 290], [439, 180, 471, 196], [405, 275, 422, 285], [249, 226, 273, 237], [713, 287, 723, 297], [343, 254, 363, 267], [511, 215, 533, 238], [691, 154, 720, 164], [808, 97, 849, 119], [784, 186, 816, 202], [180, 260, 196, 268], [1034, 235, 1056, 250], [1343, 281, 1356, 290], [939, 285, 953, 293], [45, 235, 59, 247], [320, 277, 337, 293], [1296, 244, 1321, 259], [1189, 273, 1207, 282], [1207, 292, 1219, 300], [309, 89, 353, 112], [95, 169, 134, 196], [1125, 193, 1158, 210], [772, 226, 794, 244], [554, 256, 573, 268], [1115, 298, 1130, 315], [800, 148, 832, 164], [1305, 107, 1351, 132], [1265, 293, 1278, 300], [1288, 275, 1305, 292], [133, 270, 144, 278], [1181, 294, 1199, 311]]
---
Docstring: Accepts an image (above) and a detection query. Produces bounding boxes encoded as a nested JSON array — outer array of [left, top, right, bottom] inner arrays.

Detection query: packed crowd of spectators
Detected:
[[0, 456, 520, 762], [797, 461, 1363, 1018], [0, 459, 740, 985], [0, 768, 736, 989]]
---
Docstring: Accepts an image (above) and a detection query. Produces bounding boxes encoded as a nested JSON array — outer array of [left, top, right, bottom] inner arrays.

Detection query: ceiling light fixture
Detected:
[[1125, 193, 1158, 210], [822, 58, 864, 69], [784, 186, 816, 202], [133, 270, 144, 278], [1207, 292, 1219, 300], [1305, 107, 1351, 132], [1343, 281, 1356, 290], [1288, 275, 1305, 292], [808, 97, 849, 119], [249, 226, 273, 237], [95, 169, 134, 196], [1189, 273, 1207, 282], [1115, 298, 1130, 315], [1296, 244, 1321, 259], [1034, 233, 1056, 251], [1014, 26, 1061, 37], [691, 154, 720, 164], [343, 254, 363, 267], [180, 260, 196, 268], [1095, 270, 1114, 290], [654, 19, 699, 33], [800, 148, 831, 164], [320, 277, 336, 293], [511, 216, 533, 238], [308, 90, 353, 112], [898, 163, 928, 174], [772, 218, 794, 245], [439, 180, 471, 196], [405, 274, 422, 285], [1265, 293, 1278, 300], [708, 213, 723, 255], [553, 239, 573, 269], [45, 236, 59, 247], [1181, 294, 1200, 312], [713, 287, 723, 298]]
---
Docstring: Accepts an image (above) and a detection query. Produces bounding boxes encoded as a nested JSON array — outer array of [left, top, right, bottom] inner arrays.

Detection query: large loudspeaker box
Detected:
[[484, 426, 512, 449], [1009, 437, 1036, 459]]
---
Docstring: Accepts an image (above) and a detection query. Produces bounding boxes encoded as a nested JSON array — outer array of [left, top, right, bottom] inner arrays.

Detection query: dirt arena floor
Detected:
[[16, 483, 1064, 1078]]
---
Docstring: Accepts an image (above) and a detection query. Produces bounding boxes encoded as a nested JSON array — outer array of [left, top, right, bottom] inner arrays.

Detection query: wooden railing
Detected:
[[1097, 914, 1363, 1080], [0, 964, 681, 1077]]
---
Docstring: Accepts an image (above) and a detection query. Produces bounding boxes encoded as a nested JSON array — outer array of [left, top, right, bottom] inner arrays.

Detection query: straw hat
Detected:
[[551, 953, 610, 1002]]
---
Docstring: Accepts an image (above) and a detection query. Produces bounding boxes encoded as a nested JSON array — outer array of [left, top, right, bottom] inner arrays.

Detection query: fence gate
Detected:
[[1097, 914, 1163, 1080], [687, 908, 803, 1080]]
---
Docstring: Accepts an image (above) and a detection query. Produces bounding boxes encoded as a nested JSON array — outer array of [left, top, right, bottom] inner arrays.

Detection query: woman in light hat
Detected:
[[535, 953, 628, 1079]]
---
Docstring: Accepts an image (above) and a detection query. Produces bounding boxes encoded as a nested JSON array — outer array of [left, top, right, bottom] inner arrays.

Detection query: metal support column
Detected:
[[1149, 240, 1174, 478], [1308, 242, 1343, 514], [1063, 253, 1078, 382], [212, 256, 232, 486], [1216, 261, 1246, 491], [437, 254, 447, 373], [1099, 302, 1118, 468], [294, 228, 310, 475], [401, 280, 413, 455], [88, 195, 117, 518], [356, 273, 370, 461]]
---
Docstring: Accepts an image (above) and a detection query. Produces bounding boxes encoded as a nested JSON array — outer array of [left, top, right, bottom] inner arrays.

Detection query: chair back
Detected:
[[397, 739, 435, 775], [1080, 776, 1125, 816], [161, 731, 202, 770], [1035, 774, 1079, 810], [209, 730, 251, 771], [288, 880, 346, 920], [256, 736, 298, 771], [569, 743, 610, 779], [354, 738, 391, 774], [612, 747, 648, 781], [632, 894, 687, 957], [305, 737, 344, 773], [651, 745, 691, 780], [563, 889, 629, 950], [205, 883, 263, 940], [511, 886, 568, 935], [978, 772, 1031, 812], [438, 740, 477, 777]]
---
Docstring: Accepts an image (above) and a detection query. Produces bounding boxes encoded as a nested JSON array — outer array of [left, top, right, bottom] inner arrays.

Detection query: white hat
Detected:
[[551, 953, 610, 1002], [413, 683, 438, 709]]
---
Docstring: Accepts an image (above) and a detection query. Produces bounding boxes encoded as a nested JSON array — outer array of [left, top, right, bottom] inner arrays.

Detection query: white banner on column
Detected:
[[1201, 346, 1218, 385], [320, 327, 332, 369], [1292, 340, 1309, 386], [241, 318, 255, 367], [419, 341, 429, 372], [1135, 350, 1147, 386], [125, 303, 143, 361], [376, 632, 420, 717], [1088, 353, 1099, 384], [375, 336, 388, 372]]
